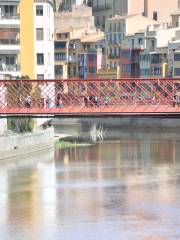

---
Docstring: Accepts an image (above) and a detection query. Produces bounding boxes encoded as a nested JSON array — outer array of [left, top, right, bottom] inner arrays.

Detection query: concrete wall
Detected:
[[0, 118, 7, 134], [55, 5, 95, 31], [0, 128, 54, 160]]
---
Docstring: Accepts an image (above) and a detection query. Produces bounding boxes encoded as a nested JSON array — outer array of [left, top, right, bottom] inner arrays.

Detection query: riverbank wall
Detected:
[[0, 128, 54, 160], [52, 116, 180, 142]]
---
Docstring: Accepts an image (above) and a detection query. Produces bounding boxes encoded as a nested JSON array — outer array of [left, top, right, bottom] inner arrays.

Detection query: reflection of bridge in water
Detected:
[[0, 78, 180, 116]]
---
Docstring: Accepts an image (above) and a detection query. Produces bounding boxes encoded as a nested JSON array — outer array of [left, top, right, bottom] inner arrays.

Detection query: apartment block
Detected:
[[20, 0, 55, 79], [54, 30, 81, 79], [105, 14, 157, 70], [0, 0, 20, 78], [139, 25, 180, 78], [54, 27, 105, 79], [92, 0, 179, 29], [79, 32, 105, 78]]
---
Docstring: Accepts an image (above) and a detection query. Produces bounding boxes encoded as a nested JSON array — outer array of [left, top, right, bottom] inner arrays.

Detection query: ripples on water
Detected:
[[0, 132, 180, 240]]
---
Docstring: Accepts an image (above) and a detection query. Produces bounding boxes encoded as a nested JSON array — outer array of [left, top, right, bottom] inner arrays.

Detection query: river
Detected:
[[0, 126, 180, 240]]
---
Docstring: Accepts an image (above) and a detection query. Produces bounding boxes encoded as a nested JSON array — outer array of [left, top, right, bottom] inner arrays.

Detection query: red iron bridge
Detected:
[[1, 78, 180, 116]]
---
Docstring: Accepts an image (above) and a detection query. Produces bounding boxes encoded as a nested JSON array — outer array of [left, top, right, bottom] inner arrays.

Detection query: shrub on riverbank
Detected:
[[7, 117, 34, 133]]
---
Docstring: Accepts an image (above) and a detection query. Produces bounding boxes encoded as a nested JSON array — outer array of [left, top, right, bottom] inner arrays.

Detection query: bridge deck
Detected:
[[1, 78, 180, 116], [0, 105, 180, 115]]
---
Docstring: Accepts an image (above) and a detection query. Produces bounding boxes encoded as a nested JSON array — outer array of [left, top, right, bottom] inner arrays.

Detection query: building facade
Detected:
[[105, 14, 157, 70], [20, 0, 55, 79], [92, 0, 180, 29], [0, 0, 20, 78]]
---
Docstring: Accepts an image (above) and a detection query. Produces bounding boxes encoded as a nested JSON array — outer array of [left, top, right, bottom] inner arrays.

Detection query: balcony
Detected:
[[0, 39, 19, 45], [68, 56, 78, 63], [93, 4, 112, 11], [0, 13, 20, 27], [0, 63, 20, 77], [0, 40, 20, 54]]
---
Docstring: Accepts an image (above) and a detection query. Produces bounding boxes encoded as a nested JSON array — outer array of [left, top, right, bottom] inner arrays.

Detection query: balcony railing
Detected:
[[93, 4, 112, 11], [0, 13, 19, 20], [0, 64, 20, 72], [0, 39, 20, 45]]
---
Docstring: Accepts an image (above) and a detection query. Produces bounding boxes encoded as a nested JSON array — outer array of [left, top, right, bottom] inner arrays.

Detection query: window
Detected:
[[118, 22, 121, 31], [55, 53, 66, 61], [114, 33, 117, 44], [37, 53, 44, 65], [140, 69, 151, 77], [152, 66, 162, 76], [55, 65, 63, 76], [174, 68, 180, 76], [88, 54, 96, 62], [174, 54, 180, 61], [37, 74, 44, 80], [4, 5, 14, 14], [103, 16, 105, 28], [89, 66, 95, 73], [36, 5, 43, 16], [36, 28, 43, 41], [6, 56, 15, 65], [96, 16, 99, 25], [109, 33, 112, 44], [55, 41, 66, 49], [138, 38, 143, 45], [123, 64, 131, 73], [114, 23, 116, 32], [153, 11, 158, 21], [109, 23, 112, 31]]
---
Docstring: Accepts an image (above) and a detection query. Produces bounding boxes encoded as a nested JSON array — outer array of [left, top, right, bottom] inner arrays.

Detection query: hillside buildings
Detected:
[[92, 0, 180, 29], [2, 0, 180, 80], [54, 27, 105, 79], [105, 14, 158, 74]]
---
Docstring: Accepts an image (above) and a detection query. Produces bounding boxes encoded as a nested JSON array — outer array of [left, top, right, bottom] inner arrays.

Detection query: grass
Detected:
[[55, 140, 91, 149]]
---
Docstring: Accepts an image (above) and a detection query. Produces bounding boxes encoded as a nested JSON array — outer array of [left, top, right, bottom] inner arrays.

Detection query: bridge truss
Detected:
[[0, 78, 180, 115]]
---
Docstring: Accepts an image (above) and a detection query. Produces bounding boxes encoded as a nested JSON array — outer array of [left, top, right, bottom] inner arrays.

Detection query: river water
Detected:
[[0, 127, 180, 240]]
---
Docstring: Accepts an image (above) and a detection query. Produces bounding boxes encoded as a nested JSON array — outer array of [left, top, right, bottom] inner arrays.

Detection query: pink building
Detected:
[[144, 0, 179, 23]]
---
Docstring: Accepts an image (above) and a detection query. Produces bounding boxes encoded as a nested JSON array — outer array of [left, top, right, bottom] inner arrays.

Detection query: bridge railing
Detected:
[[0, 78, 180, 114]]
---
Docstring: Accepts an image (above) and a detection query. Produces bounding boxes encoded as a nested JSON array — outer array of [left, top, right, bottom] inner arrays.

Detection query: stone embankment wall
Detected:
[[0, 128, 54, 160]]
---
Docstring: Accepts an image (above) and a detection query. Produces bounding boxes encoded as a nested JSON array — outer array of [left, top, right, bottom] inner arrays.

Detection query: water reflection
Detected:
[[0, 136, 180, 239]]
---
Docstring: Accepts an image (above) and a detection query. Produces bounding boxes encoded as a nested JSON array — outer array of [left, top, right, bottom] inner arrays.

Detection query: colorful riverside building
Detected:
[[0, 0, 55, 80]]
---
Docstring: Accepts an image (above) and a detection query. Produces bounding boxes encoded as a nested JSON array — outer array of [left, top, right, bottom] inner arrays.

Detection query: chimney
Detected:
[[144, 0, 148, 17]]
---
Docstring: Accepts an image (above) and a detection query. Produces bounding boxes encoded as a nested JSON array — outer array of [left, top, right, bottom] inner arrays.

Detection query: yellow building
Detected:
[[19, 0, 55, 80]]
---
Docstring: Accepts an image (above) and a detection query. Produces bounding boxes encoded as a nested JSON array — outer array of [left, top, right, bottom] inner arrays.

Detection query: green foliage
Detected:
[[7, 117, 34, 133], [16, 75, 30, 80], [55, 140, 91, 149]]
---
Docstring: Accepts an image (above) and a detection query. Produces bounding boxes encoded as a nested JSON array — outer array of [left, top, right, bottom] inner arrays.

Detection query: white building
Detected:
[[0, 0, 20, 78], [34, 1, 54, 79]]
